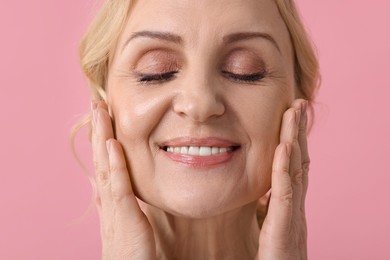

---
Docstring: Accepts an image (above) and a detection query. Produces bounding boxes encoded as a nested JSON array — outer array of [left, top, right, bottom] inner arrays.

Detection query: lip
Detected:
[[159, 137, 240, 148], [159, 137, 241, 168]]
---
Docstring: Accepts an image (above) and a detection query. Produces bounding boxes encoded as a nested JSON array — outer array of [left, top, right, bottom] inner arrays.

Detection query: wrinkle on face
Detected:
[[106, 0, 296, 217]]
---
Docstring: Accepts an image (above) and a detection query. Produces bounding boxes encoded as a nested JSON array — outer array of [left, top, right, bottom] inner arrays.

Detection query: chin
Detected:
[[147, 183, 250, 219], [162, 200, 233, 219], [130, 148, 272, 219]]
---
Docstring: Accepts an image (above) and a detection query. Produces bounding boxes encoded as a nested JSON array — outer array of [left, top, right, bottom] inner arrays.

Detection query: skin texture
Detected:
[[109, 0, 295, 218], [91, 0, 309, 259]]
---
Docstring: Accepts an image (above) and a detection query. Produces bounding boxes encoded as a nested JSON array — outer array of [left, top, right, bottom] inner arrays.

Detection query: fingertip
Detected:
[[280, 107, 299, 143], [302, 100, 308, 115], [106, 139, 121, 160], [276, 143, 291, 160], [92, 99, 110, 122], [272, 143, 291, 174], [290, 98, 306, 108], [106, 139, 127, 168], [295, 108, 301, 126], [286, 143, 291, 157], [106, 139, 112, 155]]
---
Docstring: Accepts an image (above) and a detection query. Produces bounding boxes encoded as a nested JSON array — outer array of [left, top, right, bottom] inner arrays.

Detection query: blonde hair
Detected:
[[71, 0, 320, 223]]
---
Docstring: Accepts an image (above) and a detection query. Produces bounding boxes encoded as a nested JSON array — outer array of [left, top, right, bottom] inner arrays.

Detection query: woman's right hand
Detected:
[[91, 100, 156, 260]]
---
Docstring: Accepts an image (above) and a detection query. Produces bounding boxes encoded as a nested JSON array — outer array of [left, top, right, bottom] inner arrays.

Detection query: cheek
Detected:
[[111, 91, 172, 144], [249, 110, 281, 193], [109, 89, 174, 200], [233, 91, 288, 195]]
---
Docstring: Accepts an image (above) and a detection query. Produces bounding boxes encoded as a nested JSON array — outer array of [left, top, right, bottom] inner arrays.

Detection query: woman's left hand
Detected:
[[257, 99, 310, 260]]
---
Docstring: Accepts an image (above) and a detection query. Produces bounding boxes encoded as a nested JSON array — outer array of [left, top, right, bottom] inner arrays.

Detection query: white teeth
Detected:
[[165, 146, 234, 156], [199, 146, 211, 156], [211, 147, 219, 155], [180, 146, 189, 154], [188, 146, 200, 155]]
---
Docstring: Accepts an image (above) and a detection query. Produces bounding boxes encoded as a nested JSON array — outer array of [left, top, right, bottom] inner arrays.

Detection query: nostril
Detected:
[[172, 90, 225, 123]]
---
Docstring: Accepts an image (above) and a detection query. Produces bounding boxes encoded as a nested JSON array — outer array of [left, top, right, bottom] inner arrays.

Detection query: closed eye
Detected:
[[135, 70, 267, 84], [222, 70, 267, 83], [136, 71, 178, 84]]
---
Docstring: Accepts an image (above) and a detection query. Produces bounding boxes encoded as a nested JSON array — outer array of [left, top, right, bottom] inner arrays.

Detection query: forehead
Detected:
[[121, 0, 290, 48]]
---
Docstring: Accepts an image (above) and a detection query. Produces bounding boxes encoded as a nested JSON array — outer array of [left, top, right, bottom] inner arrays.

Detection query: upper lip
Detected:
[[159, 137, 241, 148]]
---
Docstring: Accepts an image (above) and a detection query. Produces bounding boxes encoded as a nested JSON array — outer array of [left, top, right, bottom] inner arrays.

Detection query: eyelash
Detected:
[[221, 70, 268, 83], [136, 70, 268, 84], [137, 71, 178, 83]]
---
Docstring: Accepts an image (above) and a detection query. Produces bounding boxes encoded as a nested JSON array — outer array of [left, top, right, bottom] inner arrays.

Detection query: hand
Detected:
[[91, 101, 156, 260], [257, 99, 310, 260]]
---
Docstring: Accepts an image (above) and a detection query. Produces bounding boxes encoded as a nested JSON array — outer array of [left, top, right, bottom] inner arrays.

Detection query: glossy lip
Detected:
[[159, 137, 241, 168]]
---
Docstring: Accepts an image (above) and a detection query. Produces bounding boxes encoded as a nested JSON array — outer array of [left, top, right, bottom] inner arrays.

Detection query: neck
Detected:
[[141, 201, 260, 260]]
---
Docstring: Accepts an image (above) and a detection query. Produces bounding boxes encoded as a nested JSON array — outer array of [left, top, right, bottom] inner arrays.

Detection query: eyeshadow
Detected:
[[135, 50, 180, 73], [223, 50, 265, 74]]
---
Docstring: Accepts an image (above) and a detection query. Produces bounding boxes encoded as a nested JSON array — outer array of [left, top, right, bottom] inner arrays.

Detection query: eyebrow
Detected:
[[223, 32, 281, 53], [122, 31, 182, 52], [121, 30, 280, 53]]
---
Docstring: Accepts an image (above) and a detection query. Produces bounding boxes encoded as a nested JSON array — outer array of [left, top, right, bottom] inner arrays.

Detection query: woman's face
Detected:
[[107, 0, 296, 218]]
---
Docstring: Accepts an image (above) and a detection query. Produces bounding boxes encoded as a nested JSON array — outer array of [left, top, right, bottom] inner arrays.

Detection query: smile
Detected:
[[159, 137, 241, 167], [162, 146, 238, 156]]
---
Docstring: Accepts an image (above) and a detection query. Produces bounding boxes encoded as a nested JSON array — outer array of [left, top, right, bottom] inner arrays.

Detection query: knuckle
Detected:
[[299, 122, 307, 132], [273, 190, 294, 206], [95, 167, 110, 185], [273, 166, 290, 176], [111, 189, 132, 204], [271, 185, 294, 207], [109, 163, 127, 174], [291, 168, 304, 185], [292, 137, 299, 147], [302, 160, 310, 172], [93, 158, 100, 170], [93, 158, 110, 181]]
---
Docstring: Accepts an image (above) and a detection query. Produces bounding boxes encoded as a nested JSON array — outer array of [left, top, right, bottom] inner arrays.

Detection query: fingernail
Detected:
[[295, 109, 301, 126], [302, 100, 308, 115], [303, 101, 308, 127], [286, 143, 292, 157]]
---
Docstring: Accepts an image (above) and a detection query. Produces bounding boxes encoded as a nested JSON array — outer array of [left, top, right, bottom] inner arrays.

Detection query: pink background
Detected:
[[1, 0, 389, 259]]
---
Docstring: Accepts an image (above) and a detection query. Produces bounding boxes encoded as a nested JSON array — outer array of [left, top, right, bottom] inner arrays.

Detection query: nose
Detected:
[[173, 79, 225, 123]]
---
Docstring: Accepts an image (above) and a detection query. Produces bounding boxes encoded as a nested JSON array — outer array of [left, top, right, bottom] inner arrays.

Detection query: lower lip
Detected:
[[162, 149, 238, 168]]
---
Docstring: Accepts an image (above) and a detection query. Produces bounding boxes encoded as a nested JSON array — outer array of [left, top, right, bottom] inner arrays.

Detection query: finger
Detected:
[[280, 100, 304, 214], [291, 142, 303, 218], [279, 107, 298, 144], [280, 99, 304, 143], [258, 189, 271, 209], [279, 103, 302, 196], [91, 100, 114, 208], [257, 189, 271, 227], [298, 101, 310, 211], [106, 139, 148, 225], [266, 143, 292, 238]]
